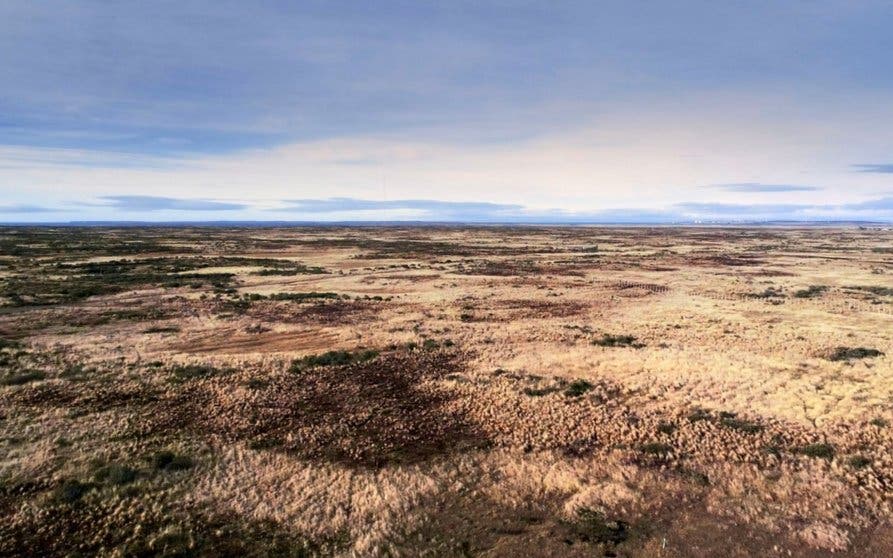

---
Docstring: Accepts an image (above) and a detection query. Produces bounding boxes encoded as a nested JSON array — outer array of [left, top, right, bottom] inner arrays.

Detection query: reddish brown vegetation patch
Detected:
[[146, 349, 488, 467]]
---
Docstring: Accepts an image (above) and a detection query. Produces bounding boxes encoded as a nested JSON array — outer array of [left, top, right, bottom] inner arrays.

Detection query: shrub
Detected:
[[592, 334, 642, 348], [719, 414, 763, 434], [656, 422, 676, 435], [687, 408, 712, 422], [571, 508, 629, 545], [523, 386, 559, 397], [825, 347, 884, 361], [94, 464, 137, 485], [1, 370, 46, 386], [142, 325, 180, 334], [290, 349, 378, 373], [640, 442, 673, 455], [54, 479, 90, 503], [169, 364, 224, 382], [564, 379, 594, 397], [848, 455, 872, 469], [800, 443, 834, 460], [152, 451, 193, 471], [793, 285, 827, 298], [0, 338, 22, 350]]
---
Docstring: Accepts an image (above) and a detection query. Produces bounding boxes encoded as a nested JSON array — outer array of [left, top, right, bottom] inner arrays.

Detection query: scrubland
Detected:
[[1, 225, 892, 556]]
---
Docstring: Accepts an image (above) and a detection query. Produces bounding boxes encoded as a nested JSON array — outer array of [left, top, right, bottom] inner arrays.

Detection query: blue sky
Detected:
[[2, 1, 893, 222]]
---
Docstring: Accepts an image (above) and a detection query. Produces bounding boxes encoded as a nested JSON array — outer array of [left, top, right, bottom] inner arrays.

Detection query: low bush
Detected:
[[800, 443, 834, 460], [824, 347, 884, 361], [592, 334, 642, 348], [793, 285, 827, 298], [1, 370, 46, 386], [564, 379, 594, 397], [152, 450, 193, 471], [290, 349, 379, 373]]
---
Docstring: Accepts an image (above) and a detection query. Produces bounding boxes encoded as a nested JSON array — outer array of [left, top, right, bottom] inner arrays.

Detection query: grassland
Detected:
[[1, 225, 892, 556]]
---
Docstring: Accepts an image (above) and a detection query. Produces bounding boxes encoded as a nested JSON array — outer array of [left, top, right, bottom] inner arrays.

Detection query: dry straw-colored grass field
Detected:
[[1, 225, 892, 557]]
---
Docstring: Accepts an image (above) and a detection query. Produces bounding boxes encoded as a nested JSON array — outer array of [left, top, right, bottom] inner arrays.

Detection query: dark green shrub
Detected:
[[719, 415, 763, 434], [564, 379, 594, 397], [290, 349, 378, 373], [152, 451, 193, 471], [640, 442, 673, 455], [571, 508, 629, 545], [793, 285, 827, 298], [1, 370, 46, 386], [825, 347, 884, 361], [592, 334, 641, 348], [656, 422, 676, 435], [169, 364, 223, 382], [54, 479, 90, 503], [94, 464, 137, 485], [800, 443, 834, 460]]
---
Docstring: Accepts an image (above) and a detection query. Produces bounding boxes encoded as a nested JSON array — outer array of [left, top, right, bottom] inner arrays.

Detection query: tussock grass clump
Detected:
[[592, 334, 643, 348], [824, 347, 884, 361], [290, 349, 379, 373], [800, 443, 835, 460]]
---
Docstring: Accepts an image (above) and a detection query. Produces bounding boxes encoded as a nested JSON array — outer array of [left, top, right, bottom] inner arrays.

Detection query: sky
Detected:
[[2, 1, 893, 223]]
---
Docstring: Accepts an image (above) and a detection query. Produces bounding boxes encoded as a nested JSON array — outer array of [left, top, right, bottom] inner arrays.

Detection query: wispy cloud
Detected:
[[842, 197, 893, 210], [0, 204, 61, 213], [277, 198, 522, 214], [98, 196, 246, 211], [852, 164, 893, 174], [708, 183, 820, 193], [675, 202, 810, 216]]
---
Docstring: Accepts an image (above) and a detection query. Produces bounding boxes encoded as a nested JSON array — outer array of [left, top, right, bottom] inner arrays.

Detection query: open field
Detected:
[[1, 225, 892, 556]]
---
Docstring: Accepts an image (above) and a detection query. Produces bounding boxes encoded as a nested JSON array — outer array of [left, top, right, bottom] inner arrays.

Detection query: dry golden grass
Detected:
[[0, 225, 891, 556]]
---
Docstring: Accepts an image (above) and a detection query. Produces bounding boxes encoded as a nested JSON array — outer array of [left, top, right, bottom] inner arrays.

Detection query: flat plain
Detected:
[[1, 225, 892, 557]]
